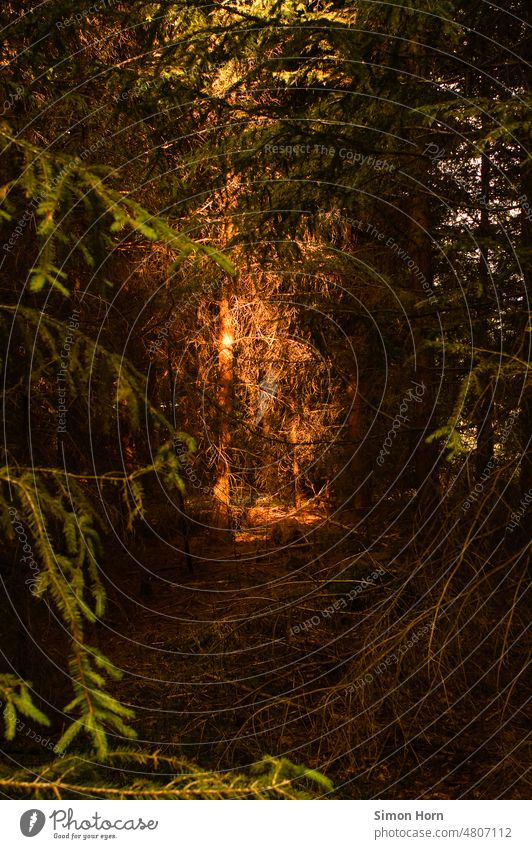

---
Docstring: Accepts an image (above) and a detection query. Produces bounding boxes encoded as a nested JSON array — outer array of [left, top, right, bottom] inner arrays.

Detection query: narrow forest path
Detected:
[[103, 507, 381, 787], [100, 506, 511, 799]]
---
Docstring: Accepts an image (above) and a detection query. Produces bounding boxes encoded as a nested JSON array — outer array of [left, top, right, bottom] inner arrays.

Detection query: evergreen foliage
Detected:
[[0, 0, 529, 799]]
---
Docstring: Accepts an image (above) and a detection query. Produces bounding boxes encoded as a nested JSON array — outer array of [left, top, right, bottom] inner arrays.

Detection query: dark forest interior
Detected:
[[0, 0, 530, 799]]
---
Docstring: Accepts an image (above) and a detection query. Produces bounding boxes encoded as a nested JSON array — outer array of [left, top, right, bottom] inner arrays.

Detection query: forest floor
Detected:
[[98, 500, 525, 799]]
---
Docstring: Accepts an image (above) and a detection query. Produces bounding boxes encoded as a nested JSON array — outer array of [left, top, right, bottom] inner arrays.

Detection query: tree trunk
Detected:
[[475, 145, 495, 479], [290, 418, 302, 509], [409, 190, 439, 496], [406, 37, 440, 501], [346, 380, 373, 516], [213, 288, 234, 528], [519, 165, 532, 494]]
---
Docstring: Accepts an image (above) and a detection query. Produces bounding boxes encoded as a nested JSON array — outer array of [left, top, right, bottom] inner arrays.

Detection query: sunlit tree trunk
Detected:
[[213, 286, 234, 528]]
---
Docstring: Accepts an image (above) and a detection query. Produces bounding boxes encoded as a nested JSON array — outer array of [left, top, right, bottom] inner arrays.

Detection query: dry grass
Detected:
[[101, 482, 530, 799]]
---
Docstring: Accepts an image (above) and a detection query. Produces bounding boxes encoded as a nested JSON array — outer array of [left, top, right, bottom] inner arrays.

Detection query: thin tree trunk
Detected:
[[475, 145, 495, 479], [519, 165, 532, 494], [213, 289, 233, 528], [346, 380, 372, 516], [290, 418, 302, 509], [406, 37, 440, 501], [409, 190, 439, 496]]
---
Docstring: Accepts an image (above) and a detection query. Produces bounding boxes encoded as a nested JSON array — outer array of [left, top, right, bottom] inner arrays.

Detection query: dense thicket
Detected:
[[0, 0, 529, 798]]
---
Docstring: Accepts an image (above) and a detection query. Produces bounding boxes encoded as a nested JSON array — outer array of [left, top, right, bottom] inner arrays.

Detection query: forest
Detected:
[[0, 0, 530, 800]]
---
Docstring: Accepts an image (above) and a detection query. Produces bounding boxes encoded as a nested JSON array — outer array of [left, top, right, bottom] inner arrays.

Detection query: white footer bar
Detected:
[[4, 799, 530, 848]]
